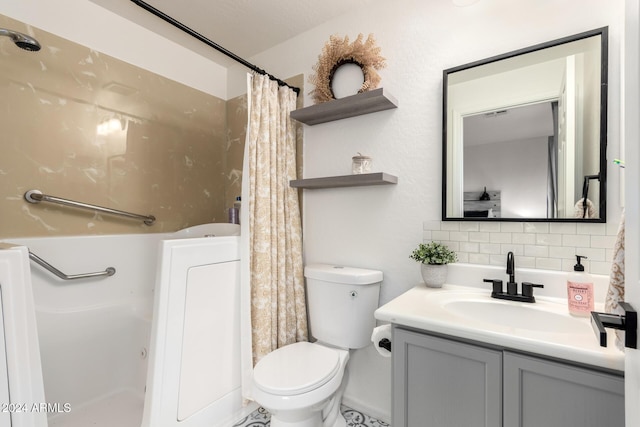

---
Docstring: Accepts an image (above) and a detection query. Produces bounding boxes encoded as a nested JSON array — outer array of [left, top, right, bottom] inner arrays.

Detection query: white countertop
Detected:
[[375, 283, 625, 372]]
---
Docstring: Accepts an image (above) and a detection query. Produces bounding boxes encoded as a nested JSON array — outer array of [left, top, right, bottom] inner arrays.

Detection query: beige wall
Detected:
[[0, 14, 231, 237], [224, 94, 247, 217], [0, 14, 304, 238]]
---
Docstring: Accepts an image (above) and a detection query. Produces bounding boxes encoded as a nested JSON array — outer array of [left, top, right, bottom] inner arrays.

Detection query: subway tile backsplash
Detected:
[[424, 219, 621, 276]]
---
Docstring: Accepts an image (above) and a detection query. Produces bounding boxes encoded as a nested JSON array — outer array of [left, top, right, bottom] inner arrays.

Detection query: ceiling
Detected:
[[90, 0, 377, 68], [464, 101, 555, 147]]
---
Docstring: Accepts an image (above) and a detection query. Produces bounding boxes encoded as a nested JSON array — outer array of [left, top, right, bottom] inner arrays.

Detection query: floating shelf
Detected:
[[290, 172, 398, 189], [290, 88, 398, 125]]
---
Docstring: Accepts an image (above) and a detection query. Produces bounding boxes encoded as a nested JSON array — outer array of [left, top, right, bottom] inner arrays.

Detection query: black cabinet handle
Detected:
[[591, 302, 637, 349]]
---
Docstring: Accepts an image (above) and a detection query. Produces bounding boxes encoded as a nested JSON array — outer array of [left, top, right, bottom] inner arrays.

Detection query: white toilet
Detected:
[[252, 264, 383, 427]]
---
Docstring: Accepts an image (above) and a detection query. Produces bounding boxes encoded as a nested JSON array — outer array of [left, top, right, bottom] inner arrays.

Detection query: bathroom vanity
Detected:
[[375, 284, 625, 427], [393, 327, 623, 427]]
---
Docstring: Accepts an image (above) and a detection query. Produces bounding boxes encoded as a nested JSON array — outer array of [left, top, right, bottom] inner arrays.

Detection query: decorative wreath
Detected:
[[309, 33, 386, 104]]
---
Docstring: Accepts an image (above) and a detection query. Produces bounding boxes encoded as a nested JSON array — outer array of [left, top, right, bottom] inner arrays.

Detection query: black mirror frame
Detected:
[[442, 27, 608, 223]]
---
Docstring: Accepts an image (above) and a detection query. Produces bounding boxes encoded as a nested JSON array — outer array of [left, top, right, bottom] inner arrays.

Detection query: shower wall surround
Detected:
[[0, 14, 237, 238]]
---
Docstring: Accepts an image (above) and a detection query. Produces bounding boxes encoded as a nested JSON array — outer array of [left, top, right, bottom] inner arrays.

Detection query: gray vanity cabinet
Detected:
[[503, 352, 624, 427], [392, 327, 503, 427], [392, 327, 625, 427]]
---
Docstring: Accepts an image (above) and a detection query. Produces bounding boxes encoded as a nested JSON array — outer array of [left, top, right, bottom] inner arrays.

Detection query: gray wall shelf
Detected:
[[290, 172, 398, 189], [290, 88, 398, 125]]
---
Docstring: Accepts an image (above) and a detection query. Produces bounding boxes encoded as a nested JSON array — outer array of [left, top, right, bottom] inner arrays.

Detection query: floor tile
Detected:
[[232, 405, 390, 427]]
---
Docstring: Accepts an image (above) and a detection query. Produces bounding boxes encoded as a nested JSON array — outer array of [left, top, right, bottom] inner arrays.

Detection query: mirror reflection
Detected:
[[443, 28, 607, 222]]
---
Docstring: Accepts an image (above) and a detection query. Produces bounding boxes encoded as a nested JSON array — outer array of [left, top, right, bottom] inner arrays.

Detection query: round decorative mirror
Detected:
[[330, 61, 365, 99]]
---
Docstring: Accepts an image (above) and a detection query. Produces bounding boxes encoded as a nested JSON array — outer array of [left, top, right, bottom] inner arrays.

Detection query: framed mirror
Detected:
[[442, 27, 607, 222]]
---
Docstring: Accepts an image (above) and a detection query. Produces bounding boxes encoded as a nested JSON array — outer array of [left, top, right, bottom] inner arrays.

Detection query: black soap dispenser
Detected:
[[479, 187, 490, 201]]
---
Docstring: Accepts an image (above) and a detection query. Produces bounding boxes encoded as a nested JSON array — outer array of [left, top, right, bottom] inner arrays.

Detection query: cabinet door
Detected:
[[393, 328, 502, 427], [503, 351, 624, 427]]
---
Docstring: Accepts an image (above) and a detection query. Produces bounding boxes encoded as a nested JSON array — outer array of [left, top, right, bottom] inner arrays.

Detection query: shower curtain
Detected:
[[240, 73, 308, 400]]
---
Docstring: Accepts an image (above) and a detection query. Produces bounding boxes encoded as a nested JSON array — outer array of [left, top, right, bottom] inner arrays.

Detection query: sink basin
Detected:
[[442, 298, 584, 334]]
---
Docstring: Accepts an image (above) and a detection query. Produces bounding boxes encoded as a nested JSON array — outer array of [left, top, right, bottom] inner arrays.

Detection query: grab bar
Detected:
[[24, 189, 156, 225], [29, 251, 116, 280]]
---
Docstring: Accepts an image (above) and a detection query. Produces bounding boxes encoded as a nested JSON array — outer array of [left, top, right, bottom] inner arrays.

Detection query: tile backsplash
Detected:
[[424, 220, 621, 275]]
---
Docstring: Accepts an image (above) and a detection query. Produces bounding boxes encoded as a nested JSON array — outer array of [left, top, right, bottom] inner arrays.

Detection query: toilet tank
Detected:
[[304, 264, 382, 349]]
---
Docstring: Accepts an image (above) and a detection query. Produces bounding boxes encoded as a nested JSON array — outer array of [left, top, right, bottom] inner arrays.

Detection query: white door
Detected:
[[625, 1, 640, 426], [557, 55, 578, 218], [0, 290, 11, 427]]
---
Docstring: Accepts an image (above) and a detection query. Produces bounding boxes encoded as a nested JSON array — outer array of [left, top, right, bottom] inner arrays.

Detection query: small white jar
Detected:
[[352, 154, 372, 174]]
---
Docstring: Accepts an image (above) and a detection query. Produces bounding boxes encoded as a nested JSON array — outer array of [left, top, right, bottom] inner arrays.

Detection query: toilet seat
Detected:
[[253, 342, 341, 396]]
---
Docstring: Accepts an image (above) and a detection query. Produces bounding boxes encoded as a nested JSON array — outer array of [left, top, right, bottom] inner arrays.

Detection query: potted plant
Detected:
[[410, 241, 457, 288]]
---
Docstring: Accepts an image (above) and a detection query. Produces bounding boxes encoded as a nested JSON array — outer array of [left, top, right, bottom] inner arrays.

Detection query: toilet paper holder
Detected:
[[378, 338, 391, 352], [371, 324, 392, 357]]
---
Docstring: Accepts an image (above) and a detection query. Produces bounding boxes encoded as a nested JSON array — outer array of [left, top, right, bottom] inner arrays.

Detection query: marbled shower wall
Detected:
[[0, 14, 244, 238]]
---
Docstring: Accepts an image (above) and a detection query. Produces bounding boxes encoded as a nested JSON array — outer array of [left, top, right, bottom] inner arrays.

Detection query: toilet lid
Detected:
[[253, 342, 341, 396]]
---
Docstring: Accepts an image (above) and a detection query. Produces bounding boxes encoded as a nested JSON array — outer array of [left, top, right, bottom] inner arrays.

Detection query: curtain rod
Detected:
[[130, 0, 300, 95]]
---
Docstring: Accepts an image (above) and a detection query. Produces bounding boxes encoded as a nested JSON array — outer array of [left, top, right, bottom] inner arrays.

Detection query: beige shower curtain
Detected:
[[243, 73, 308, 369]]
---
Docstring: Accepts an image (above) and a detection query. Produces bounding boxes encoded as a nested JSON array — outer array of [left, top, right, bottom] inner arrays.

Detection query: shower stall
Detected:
[[1, 223, 253, 427], [0, 13, 256, 426]]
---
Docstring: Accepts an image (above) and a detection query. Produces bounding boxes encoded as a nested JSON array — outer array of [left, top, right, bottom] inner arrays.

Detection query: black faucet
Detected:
[[506, 251, 517, 295], [483, 251, 544, 303]]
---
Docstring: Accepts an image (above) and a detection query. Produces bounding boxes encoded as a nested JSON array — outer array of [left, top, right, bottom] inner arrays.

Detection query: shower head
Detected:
[[0, 28, 41, 51]]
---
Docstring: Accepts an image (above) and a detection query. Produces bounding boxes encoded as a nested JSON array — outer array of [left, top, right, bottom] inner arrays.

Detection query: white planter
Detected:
[[420, 264, 448, 288]]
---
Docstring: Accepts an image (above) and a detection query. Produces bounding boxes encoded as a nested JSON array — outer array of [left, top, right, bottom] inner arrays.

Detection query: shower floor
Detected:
[[47, 389, 143, 427], [232, 405, 390, 427]]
